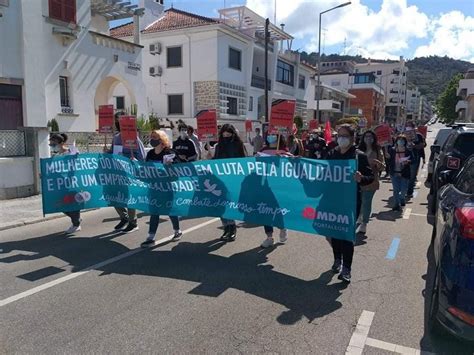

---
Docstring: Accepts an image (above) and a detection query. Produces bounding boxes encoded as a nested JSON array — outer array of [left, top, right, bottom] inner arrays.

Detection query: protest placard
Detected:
[[270, 100, 295, 130], [41, 154, 357, 241], [196, 109, 218, 141], [309, 119, 318, 131], [119, 116, 138, 149], [245, 120, 252, 133], [417, 125, 427, 138], [98, 105, 114, 134], [374, 125, 392, 145]]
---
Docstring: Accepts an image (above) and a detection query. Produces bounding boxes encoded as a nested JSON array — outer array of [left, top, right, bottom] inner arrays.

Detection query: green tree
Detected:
[[435, 73, 463, 124]]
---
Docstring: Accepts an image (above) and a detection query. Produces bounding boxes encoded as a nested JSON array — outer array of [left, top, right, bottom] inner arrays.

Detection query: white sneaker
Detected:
[[356, 223, 367, 234], [279, 229, 288, 244], [65, 225, 81, 234], [261, 237, 274, 248]]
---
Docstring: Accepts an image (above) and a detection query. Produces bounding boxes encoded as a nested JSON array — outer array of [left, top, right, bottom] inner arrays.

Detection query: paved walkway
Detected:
[[0, 195, 62, 231]]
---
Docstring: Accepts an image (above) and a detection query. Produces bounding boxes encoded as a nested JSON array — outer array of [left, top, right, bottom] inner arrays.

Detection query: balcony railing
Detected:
[[251, 75, 272, 90]]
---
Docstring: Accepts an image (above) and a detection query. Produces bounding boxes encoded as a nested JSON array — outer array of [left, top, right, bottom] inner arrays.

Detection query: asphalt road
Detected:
[[1, 124, 473, 354]]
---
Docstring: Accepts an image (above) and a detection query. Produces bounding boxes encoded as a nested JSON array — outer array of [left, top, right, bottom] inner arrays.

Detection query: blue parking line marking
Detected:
[[386, 237, 400, 260]]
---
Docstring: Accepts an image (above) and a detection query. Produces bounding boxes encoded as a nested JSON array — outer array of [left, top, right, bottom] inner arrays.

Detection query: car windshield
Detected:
[[435, 129, 451, 147], [454, 133, 474, 157]]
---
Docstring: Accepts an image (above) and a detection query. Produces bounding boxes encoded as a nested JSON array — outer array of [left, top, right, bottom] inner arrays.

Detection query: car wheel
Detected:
[[428, 266, 445, 335]]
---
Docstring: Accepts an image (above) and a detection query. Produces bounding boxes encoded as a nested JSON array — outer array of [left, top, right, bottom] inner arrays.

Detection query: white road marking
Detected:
[[402, 208, 412, 219], [365, 337, 435, 355], [410, 212, 434, 218], [346, 310, 375, 355], [0, 218, 219, 308]]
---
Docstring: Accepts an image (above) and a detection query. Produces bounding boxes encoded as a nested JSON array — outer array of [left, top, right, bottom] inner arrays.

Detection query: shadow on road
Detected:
[[0, 228, 349, 325], [99, 239, 348, 325]]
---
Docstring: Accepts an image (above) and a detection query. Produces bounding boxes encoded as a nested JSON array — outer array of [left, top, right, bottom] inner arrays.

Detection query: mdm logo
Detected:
[[302, 207, 349, 225]]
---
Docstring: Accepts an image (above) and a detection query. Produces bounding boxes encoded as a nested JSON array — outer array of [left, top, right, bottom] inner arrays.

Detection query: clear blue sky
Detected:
[[113, 0, 474, 62]]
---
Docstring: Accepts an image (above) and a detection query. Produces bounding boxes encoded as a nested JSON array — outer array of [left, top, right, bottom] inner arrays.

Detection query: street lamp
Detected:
[[316, 1, 351, 123]]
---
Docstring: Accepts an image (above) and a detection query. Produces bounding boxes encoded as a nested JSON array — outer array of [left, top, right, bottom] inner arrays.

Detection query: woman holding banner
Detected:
[[213, 124, 247, 242], [258, 134, 291, 248], [49, 133, 82, 234], [357, 130, 385, 234], [141, 130, 183, 247], [326, 124, 374, 283]]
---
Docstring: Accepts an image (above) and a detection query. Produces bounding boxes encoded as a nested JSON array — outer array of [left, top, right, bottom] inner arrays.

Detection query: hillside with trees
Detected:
[[299, 53, 472, 104]]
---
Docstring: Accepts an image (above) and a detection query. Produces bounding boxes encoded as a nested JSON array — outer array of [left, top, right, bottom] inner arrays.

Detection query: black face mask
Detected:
[[150, 139, 161, 147], [222, 136, 233, 142]]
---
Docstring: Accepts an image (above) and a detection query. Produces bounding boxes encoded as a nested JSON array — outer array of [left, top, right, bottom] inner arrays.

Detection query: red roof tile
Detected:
[[110, 21, 134, 38], [110, 8, 217, 38]]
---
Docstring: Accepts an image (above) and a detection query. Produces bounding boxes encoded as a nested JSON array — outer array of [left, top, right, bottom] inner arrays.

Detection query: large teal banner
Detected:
[[40, 154, 357, 241]]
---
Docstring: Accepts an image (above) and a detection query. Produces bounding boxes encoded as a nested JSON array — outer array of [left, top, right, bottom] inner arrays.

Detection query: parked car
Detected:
[[430, 125, 474, 212], [427, 128, 453, 183], [429, 155, 474, 340]]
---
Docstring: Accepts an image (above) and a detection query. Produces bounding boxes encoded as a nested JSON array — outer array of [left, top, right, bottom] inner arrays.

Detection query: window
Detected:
[[59, 76, 70, 108], [168, 94, 183, 114], [167, 46, 182, 68], [0, 0, 9, 7], [354, 74, 371, 84], [377, 70, 382, 75], [248, 96, 253, 111], [49, 0, 76, 23], [276, 60, 294, 86], [298, 75, 305, 89], [115, 96, 125, 110], [455, 161, 474, 194], [229, 47, 241, 70], [227, 97, 238, 115]]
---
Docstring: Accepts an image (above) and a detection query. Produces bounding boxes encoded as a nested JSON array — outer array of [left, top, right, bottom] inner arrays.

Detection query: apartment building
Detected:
[[318, 70, 384, 127], [355, 57, 408, 124], [111, 5, 307, 134], [456, 68, 474, 122], [406, 87, 421, 122]]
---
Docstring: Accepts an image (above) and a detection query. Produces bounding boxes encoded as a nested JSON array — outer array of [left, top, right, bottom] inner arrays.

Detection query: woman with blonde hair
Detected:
[[141, 130, 183, 247]]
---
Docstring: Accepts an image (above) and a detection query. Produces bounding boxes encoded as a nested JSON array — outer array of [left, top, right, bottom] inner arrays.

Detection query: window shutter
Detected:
[[63, 0, 76, 23], [49, 0, 63, 20]]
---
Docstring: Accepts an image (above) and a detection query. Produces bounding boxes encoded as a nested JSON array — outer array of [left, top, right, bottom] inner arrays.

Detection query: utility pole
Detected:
[[264, 18, 269, 124], [316, 11, 322, 123]]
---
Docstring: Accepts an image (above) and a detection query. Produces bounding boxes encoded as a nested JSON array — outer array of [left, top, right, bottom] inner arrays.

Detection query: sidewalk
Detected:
[[0, 195, 63, 231]]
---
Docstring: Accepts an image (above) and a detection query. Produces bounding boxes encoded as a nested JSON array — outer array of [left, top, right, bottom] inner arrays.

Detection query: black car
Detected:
[[430, 125, 474, 212], [427, 128, 452, 183], [429, 155, 474, 340]]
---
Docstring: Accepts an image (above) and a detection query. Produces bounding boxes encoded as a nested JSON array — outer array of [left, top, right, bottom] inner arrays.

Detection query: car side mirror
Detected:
[[431, 145, 440, 154], [438, 170, 454, 186]]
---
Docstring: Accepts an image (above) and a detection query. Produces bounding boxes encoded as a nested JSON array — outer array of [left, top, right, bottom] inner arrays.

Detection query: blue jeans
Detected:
[[391, 174, 408, 207], [149, 215, 180, 235], [360, 190, 376, 224], [407, 160, 420, 195]]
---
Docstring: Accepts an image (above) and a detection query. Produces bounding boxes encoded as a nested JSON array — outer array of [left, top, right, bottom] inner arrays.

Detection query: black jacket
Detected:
[[213, 139, 246, 159], [386, 146, 414, 179]]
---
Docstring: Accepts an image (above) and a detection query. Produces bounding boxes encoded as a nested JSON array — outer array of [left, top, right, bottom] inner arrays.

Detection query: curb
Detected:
[[0, 209, 98, 232]]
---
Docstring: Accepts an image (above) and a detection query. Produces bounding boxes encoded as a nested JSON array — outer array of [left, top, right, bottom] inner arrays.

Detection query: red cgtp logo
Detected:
[[302, 206, 350, 225], [61, 192, 92, 205]]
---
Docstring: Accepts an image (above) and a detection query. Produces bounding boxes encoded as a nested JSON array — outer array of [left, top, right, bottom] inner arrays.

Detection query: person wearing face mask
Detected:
[[49, 133, 82, 234], [109, 112, 146, 233], [173, 123, 198, 162], [141, 130, 183, 247], [258, 133, 292, 248], [385, 135, 414, 211], [326, 124, 374, 283], [187, 125, 202, 160], [357, 130, 385, 234], [213, 124, 247, 241], [405, 122, 426, 198]]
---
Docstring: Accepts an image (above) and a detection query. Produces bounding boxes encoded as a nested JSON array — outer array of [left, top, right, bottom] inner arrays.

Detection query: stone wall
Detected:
[[194, 81, 220, 115]]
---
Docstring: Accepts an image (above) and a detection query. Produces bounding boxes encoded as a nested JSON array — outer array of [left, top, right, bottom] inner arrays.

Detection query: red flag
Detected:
[[324, 120, 332, 144]]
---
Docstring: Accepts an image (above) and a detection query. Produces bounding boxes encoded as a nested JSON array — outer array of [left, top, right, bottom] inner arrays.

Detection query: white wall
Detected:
[[140, 29, 219, 120], [216, 30, 252, 87], [0, 0, 23, 79]]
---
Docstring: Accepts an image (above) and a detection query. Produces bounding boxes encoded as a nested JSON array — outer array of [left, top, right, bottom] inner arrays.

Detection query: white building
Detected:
[[0, 0, 150, 198], [355, 57, 408, 124], [456, 68, 474, 123], [111, 5, 313, 134], [406, 87, 421, 122]]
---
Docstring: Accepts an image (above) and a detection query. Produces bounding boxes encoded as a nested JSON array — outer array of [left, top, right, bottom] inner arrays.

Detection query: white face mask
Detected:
[[337, 137, 351, 149]]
